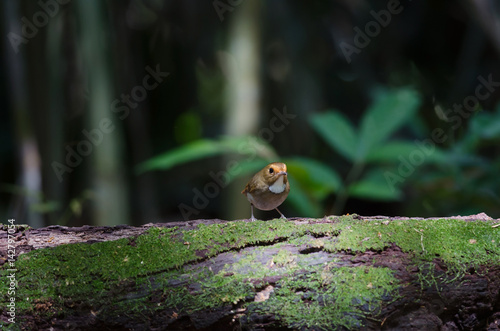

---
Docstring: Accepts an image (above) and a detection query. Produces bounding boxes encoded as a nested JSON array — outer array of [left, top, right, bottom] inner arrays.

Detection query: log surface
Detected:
[[1, 214, 499, 330]]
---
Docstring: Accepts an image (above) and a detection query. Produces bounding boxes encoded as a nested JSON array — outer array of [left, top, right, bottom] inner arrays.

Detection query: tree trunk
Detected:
[[75, 1, 129, 227], [223, 0, 263, 222], [1, 214, 499, 330]]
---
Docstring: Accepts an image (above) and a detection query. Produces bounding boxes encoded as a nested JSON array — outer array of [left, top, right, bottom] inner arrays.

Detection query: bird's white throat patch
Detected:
[[269, 176, 286, 194]]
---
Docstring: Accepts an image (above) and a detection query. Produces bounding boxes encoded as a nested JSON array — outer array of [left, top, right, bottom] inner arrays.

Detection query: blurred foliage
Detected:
[[0, 184, 93, 225], [137, 136, 341, 216], [138, 89, 500, 219], [140, 88, 429, 217], [311, 89, 421, 163], [174, 110, 203, 144], [309, 87, 424, 213], [408, 105, 500, 216]]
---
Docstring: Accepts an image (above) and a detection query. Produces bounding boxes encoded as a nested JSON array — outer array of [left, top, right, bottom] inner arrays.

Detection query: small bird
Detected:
[[241, 162, 290, 220]]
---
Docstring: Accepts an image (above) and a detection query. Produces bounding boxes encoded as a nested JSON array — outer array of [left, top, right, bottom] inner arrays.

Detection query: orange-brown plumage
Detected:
[[241, 162, 290, 220]]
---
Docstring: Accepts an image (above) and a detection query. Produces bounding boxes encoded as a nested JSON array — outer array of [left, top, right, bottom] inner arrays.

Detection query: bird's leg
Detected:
[[250, 205, 257, 221], [275, 207, 287, 220]]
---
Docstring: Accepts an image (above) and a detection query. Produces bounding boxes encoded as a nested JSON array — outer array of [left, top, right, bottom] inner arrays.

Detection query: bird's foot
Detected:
[[275, 208, 287, 220]]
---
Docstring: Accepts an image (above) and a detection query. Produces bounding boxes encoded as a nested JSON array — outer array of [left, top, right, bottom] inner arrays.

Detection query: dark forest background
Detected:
[[1, 0, 500, 228]]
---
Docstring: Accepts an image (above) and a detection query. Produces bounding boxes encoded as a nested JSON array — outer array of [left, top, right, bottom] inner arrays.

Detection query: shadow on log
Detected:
[[1, 214, 499, 330]]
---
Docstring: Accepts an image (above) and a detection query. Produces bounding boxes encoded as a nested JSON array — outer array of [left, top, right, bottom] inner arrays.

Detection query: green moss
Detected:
[[0, 216, 498, 329], [253, 265, 398, 330], [329, 218, 499, 268], [273, 249, 297, 267]]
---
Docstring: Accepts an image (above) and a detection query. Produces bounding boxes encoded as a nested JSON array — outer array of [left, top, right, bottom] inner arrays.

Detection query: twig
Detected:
[[330, 162, 365, 215], [413, 228, 425, 252]]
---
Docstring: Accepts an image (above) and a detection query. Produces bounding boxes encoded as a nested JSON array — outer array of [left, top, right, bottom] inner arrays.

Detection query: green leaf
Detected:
[[219, 136, 278, 161], [226, 159, 269, 183], [285, 157, 342, 199], [135, 139, 227, 174], [309, 111, 358, 161], [365, 141, 448, 164], [348, 169, 402, 201], [470, 110, 500, 139], [30, 200, 61, 213], [135, 136, 278, 174], [358, 88, 421, 160], [286, 174, 322, 217]]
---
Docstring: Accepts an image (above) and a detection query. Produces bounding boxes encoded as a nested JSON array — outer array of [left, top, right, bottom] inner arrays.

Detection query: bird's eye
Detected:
[[269, 167, 274, 174]]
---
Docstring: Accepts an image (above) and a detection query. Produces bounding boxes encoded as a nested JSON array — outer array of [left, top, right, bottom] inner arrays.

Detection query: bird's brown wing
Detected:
[[241, 173, 266, 195]]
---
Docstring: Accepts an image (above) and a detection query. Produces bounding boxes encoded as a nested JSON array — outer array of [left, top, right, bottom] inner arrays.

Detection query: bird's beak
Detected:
[[277, 171, 287, 176]]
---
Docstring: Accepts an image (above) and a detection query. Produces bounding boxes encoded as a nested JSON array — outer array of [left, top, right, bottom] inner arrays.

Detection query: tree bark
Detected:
[[1, 214, 499, 330]]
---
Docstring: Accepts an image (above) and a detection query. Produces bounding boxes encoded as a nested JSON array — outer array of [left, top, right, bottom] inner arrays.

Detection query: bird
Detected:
[[241, 162, 290, 221]]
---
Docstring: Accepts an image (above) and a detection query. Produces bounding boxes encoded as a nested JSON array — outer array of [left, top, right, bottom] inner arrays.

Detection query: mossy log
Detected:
[[1, 214, 500, 330]]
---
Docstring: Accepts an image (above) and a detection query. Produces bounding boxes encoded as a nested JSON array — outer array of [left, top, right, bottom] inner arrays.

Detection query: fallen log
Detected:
[[1, 214, 499, 330]]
